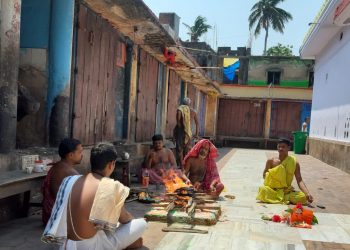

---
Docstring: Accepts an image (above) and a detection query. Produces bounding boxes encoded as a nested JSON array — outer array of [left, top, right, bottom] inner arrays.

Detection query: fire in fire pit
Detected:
[[143, 168, 221, 226], [162, 169, 192, 194]]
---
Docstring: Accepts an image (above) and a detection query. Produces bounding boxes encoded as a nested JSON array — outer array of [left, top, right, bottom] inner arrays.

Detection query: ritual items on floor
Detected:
[[261, 203, 318, 229]]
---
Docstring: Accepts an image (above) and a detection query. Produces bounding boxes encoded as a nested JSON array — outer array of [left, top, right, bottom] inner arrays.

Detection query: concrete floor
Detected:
[[1, 148, 350, 249]]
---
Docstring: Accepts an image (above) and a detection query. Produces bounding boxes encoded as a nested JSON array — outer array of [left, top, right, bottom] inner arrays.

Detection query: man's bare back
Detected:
[[67, 174, 99, 240], [50, 161, 79, 198], [67, 174, 137, 241]]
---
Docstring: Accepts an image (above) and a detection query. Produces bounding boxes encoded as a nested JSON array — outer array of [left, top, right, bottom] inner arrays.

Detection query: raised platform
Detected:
[[308, 137, 350, 174]]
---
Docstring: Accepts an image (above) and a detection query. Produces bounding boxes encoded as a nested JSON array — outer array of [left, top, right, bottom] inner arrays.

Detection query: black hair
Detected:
[[278, 138, 291, 146], [90, 142, 118, 172], [58, 138, 82, 159], [152, 134, 163, 141]]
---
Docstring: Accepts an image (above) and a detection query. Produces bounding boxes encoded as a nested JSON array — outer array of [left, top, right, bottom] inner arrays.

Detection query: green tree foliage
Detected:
[[266, 43, 293, 56], [183, 16, 212, 42], [248, 0, 293, 55]]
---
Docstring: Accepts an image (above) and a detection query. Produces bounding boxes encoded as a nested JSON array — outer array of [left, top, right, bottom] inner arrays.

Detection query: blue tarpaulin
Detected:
[[223, 61, 240, 81]]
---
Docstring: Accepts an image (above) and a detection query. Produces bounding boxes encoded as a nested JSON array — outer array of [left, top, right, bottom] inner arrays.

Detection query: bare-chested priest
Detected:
[[142, 134, 186, 184], [183, 139, 224, 197]]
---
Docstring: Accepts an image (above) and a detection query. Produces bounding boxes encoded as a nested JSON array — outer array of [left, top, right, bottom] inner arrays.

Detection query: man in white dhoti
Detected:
[[42, 142, 147, 249]]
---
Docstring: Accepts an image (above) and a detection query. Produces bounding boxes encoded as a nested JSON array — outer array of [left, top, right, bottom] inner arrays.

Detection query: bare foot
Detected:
[[125, 237, 143, 249]]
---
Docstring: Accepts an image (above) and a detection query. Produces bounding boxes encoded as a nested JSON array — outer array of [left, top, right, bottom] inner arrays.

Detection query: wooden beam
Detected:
[[264, 99, 272, 139], [127, 45, 139, 142], [162, 227, 208, 234]]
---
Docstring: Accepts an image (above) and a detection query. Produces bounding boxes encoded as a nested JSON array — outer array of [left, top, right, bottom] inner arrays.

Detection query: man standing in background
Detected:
[[173, 97, 199, 169]]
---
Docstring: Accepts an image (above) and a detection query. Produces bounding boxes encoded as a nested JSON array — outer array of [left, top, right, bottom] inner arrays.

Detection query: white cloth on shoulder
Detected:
[[89, 178, 130, 231], [42, 175, 82, 245]]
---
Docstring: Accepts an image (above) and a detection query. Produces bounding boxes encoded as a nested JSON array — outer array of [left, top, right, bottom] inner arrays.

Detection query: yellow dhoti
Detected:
[[256, 156, 307, 204], [177, 105, 192, 144]]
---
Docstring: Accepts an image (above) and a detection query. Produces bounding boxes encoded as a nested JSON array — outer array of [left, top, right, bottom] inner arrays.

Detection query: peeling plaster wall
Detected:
[[18, 0, 50, 147]]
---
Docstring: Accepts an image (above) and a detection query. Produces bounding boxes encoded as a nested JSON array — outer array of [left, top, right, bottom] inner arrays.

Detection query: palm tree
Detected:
[[183, 16, 212, 42], [248, 0, 292, 55]]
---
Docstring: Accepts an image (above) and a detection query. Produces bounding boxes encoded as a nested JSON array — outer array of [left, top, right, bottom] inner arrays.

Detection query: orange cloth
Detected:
[[290, 207, 314, 225]]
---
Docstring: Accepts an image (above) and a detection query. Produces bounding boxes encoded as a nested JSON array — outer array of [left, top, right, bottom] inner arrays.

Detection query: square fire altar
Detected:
[[144, 170, 221, 226]]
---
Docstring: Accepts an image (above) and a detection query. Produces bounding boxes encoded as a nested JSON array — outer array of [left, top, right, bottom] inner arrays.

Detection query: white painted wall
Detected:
[[310, 25, 350, 142]]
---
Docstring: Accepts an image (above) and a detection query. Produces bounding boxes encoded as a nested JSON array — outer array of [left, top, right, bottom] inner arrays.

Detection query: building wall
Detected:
[[220, 85, 313, 101], [17, 0, 51, 147], [181, 42, 221, 82], [20, 0, 51, 49], [310, 26, 350, 143], [248, 57, 313, 88]]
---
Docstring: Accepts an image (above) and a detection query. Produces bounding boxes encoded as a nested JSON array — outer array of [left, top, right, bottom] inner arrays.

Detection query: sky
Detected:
[[143, 0, 325, 55]]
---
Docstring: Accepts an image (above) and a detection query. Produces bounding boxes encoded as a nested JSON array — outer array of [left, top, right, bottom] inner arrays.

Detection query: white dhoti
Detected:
[[62, 218, 147, 250], [42, 176, 147, 250]]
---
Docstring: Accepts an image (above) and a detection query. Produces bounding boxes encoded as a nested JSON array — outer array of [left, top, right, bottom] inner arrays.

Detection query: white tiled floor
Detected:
[[155, 149, 350, 250]]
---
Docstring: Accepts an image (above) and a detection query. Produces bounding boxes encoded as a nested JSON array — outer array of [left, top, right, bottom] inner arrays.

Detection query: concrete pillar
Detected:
[[127, 45, 138, 142], [0, 0, 21, 153], [264, 99, 272, 139], [47, 0, 75, 146]]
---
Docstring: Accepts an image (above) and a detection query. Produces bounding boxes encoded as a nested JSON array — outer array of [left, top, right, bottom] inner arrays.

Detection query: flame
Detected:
[[162, 168, 191, 193]]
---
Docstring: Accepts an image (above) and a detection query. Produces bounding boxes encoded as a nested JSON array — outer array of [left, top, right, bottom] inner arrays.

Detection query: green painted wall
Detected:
[[280, 80, 309, 88], [247, 56, 313, 89], [247, 80, 309, 88], [247, 80, 267, 86]]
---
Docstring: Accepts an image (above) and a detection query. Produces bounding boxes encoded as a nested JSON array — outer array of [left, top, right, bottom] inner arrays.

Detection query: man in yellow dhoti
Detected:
[[173, 98, 199, 169], [257, 139, 314, 205]]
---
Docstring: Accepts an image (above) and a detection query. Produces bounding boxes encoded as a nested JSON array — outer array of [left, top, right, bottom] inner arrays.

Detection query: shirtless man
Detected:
[[143, 134, 184, 184], [43, 143, 147, 249], [174, 98, 199, 168], [67, 143, 146, 249], [183, 139, 224, 197], [257, 138, 313, 204], [42, 138, 83, 225]]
